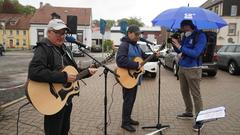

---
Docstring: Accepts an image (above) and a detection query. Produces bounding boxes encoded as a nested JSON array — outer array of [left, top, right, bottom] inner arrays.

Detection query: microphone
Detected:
[[65, 36, 87, 48], [139, 38, 156, 45]]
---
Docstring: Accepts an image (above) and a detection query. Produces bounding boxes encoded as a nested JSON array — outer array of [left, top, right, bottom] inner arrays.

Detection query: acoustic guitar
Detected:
[[26, 51, 115, 115], [115, 53, 157, 89]]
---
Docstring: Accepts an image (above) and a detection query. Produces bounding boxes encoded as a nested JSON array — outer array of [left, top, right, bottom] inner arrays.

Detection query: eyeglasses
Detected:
[[52, 30, 67, 36]]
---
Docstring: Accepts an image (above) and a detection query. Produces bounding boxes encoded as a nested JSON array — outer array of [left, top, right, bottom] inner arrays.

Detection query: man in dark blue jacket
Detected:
[[171, 20, 206, 132], [116, 25, 160, 132]]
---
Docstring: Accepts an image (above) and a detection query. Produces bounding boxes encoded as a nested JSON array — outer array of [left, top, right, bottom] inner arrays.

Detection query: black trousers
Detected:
[[122, 85, 138, 125], [44, 103, 72, 135]]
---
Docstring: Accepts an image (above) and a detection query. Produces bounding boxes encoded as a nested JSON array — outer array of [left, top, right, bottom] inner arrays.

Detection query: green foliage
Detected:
[[117, 17, 144, 27], [93, 19, 116, 29], [93, 18, 144, 29], [0, 0, 36, 14], [106, 20, 116, 28], [103, 40, 113, 52]]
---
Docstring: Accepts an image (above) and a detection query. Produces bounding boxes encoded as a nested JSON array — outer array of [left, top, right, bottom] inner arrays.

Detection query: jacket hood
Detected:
[[121, 36, 137, 45]]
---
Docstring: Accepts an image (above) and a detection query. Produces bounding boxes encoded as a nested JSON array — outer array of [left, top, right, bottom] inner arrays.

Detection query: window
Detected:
[[16, 39, 19, 46], [235, 46, 240, 52], [10, 30, 13, 35], [23, 39, 26, 46], [16, 30, 19, 35], [37, 29, 44, 42], [23, 30, 26, 35], [228, 23, 236, 36], [225, 45, 236, 52], [231, 5, 237, 16], [77, 30, 83, 43], [214, 5, 219, 15]]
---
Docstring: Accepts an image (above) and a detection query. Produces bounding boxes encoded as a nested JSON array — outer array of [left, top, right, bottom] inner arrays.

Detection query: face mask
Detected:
[[184, 31, 192, 37]]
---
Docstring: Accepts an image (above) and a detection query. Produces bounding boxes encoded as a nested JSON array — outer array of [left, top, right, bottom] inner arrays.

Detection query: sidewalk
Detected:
[[0, 65, 239, 135]]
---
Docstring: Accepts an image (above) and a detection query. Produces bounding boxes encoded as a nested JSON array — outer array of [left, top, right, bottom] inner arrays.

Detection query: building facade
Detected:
[[0, 14, 32, 49], [201, 0, 240, 47], [29, 3, 92, 48]]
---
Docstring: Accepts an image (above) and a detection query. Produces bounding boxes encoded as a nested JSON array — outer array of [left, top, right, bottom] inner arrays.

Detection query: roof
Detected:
[[30, 4, 92, 26], [0, 13, 32, 30], [200, 0, 223, 9]]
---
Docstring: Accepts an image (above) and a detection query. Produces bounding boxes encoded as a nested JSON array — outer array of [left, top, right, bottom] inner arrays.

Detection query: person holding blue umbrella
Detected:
[[171, 20, 206, 132]]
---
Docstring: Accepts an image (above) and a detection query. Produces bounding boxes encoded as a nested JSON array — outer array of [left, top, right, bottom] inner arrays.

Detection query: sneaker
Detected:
[[176, 112, 194, 120], [193, 121, 204, 132]]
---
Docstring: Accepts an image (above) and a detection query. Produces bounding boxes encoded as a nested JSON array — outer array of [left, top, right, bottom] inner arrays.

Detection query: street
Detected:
[[0, 51, 240, 135]]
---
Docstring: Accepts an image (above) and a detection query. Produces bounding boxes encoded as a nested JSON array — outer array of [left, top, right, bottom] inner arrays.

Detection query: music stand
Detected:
[[77, 46, 119, 135], [142, 43, 170, 135], [195, 106, 226, 135]]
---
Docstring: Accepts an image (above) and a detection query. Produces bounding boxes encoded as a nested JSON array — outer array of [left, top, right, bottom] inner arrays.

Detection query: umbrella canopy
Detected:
[[152, 6, 227, 29]]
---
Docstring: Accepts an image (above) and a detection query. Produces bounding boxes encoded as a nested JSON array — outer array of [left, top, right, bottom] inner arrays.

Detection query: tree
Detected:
[[0, 0, 36, 14], [106, 20, 116, 28], [1, 0, 18, 13], [117, 17, 144, 27]]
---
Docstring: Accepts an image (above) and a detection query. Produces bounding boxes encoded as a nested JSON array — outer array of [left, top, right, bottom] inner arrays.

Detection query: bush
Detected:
[[103, 40, 114, 52]]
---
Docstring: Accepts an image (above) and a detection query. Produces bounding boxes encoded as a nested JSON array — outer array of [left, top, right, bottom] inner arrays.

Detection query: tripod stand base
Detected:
[[142, 124, 170, 135]]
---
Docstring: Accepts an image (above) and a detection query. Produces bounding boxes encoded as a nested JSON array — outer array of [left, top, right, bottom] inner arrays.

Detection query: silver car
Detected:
[[217, 45, 240, 75]]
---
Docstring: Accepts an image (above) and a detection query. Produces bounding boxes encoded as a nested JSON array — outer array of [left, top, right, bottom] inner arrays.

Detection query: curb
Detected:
[[0, 96, 26, 111]]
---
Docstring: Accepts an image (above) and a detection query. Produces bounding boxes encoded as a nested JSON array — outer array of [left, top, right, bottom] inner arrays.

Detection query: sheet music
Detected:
[[196, 106, 226, 122]]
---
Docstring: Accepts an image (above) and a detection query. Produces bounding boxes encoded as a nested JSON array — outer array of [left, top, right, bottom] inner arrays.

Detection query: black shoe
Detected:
[[121, 124, 136, 132], [177, 112, 194, 120], [130, 119, 139, 125], [193, 121, 204, 132]]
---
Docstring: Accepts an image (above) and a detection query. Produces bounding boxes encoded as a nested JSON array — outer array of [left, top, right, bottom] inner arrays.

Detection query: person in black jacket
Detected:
[[116, 25, 160, 132], [28, 19, 98, 135]]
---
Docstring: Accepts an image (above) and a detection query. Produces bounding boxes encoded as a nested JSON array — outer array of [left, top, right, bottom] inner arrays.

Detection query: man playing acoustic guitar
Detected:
[[116, 25, 160, 132], [27, 19, 98, 135]]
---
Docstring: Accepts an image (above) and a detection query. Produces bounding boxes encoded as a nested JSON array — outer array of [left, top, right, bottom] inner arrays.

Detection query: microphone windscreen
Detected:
[[65, 36, 76, 43]]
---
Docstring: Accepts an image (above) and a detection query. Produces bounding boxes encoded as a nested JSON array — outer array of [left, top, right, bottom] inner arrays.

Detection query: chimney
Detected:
[[40, 2, 43, 8]]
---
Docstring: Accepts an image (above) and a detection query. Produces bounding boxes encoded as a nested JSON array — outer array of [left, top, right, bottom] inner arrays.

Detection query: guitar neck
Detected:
[[140, 53, 156, 66], [76, 51, 115, 80]]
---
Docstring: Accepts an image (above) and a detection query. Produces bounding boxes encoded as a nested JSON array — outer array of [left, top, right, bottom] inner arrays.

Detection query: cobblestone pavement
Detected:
[[0, 63, 240, 135]]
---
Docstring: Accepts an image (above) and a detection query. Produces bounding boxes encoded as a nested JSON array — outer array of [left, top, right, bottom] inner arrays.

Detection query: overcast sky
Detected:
[[18, 0, 207, 26]]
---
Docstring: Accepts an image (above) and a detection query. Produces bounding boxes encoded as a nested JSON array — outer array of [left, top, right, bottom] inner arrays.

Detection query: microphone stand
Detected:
[[142, 43, 170, 135], [77, 46, 119, 135]]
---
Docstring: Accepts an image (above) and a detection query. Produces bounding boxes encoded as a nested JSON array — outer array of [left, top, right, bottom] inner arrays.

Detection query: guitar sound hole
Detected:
[[63, 83, 72, 88]]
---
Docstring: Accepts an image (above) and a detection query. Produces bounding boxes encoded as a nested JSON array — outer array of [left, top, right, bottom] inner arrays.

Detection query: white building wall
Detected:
[[29, 24, 47, 46], [217, 17, 240, 46], [29, 24, 92, 48], [110, 32, 125, 46], [77, 25, 92, 47]]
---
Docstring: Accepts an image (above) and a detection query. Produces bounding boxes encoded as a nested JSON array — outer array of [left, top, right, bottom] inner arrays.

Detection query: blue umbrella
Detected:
[[152, 6, 227, 29]]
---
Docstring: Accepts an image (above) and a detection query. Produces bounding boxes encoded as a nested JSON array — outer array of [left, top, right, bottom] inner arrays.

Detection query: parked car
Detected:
[[163, 31, 218, 77], [217, 45, 240, 75], [71, 44, 85, 57], [164, 47, 179, 76], [0, 44, 5, 56], [138, 41, 158, 78]]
